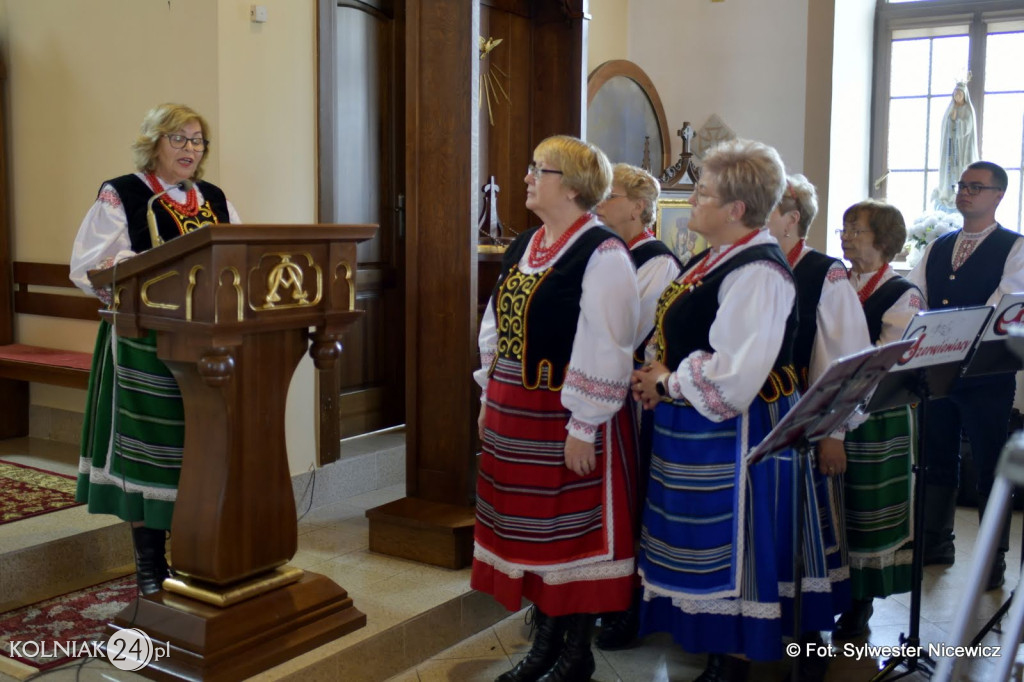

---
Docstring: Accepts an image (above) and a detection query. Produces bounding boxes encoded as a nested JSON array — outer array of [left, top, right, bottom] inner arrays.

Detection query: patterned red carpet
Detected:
[[0, 460, 81, 525], [0, 575, 136, 673]]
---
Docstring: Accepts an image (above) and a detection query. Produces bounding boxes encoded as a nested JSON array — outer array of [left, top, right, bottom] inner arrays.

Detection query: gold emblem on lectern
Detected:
[[265, 256, 309, 305], [249, 253, 322, 311]]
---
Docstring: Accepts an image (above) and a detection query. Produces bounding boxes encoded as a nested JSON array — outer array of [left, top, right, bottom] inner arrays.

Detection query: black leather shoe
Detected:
[[536, 614, 595, 682], [833, 599, 873, 640], [595, 606, 639, 651], [694, 654, 750, 682], [131, 526, 170, 596], [922, 539, 955, 566], [496, 609, 565, 682], [986, 553, 1006, 591]]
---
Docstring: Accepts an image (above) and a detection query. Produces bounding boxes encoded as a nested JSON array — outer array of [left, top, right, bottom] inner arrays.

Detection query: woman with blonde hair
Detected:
[[632, 139, 844, 681], [474, 136, 640, 682], [70, 103, 240, 596]]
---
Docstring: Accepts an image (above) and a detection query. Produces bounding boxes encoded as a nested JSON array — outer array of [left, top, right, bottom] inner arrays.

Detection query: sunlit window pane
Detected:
[[980, 93, 1024, 167], [996, 170, 1021, 230], [886, 171, 927, 219], [889, 98, 929, 168], [891, 40, 931, 97], [925, 170, 941, 203], [985, 32, 1024, 92], [930, 35, 970, 95]]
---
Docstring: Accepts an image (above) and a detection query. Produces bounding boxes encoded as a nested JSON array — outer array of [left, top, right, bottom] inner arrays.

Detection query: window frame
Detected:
[[870, 0, 1024, 208]]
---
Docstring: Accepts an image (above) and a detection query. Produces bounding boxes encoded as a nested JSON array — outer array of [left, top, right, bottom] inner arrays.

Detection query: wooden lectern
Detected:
[[89, 224, 375, 682]]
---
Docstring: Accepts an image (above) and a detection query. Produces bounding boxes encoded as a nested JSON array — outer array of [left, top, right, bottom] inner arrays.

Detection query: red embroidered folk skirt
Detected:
[[472, 359, 638, 616]]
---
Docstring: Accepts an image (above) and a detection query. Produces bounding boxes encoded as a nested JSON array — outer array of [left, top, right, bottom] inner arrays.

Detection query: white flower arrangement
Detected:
[[905, 210, 963, 267]]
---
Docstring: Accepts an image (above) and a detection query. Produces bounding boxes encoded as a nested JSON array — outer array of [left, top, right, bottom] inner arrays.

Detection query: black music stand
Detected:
[[948, 297, 1024, 652], [937, 325, 1024, 681], [868, 306, 994, 681], [747, 340, 915, 681]]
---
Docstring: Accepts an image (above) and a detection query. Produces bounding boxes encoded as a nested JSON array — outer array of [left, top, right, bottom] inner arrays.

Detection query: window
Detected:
[[873, 1, 1024, 233]]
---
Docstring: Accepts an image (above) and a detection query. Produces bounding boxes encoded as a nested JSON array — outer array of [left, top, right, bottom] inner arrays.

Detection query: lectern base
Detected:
[[107, 571, 365, 682]]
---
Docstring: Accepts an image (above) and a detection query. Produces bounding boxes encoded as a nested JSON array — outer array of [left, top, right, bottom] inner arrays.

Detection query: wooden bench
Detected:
[[0, 261, 100, 438]]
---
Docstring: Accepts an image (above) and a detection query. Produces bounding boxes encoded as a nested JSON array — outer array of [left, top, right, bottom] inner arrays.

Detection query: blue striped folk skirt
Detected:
[[843, 405, 915, 599], [472, 358, 638, 616], [76, 321, 184, 530], [638, 392, 846, 661]]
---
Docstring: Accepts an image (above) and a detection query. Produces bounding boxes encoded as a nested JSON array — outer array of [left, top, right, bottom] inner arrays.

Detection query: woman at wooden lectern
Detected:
[[69, 103, 240, 596], [474, 135, 640, 682]]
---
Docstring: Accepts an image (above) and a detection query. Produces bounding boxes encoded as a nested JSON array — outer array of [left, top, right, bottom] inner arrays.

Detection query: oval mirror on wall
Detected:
[[586, 60, 671, 177]]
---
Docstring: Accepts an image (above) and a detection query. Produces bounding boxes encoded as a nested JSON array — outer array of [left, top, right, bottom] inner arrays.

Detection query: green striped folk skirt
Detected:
[[843, 404, 916, 599], [76, 321, 184, 530]]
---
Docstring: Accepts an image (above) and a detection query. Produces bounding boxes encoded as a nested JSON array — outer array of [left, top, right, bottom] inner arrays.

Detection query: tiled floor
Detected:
[[4, 436, 1024, 681], [388, 507, 1024, 682]]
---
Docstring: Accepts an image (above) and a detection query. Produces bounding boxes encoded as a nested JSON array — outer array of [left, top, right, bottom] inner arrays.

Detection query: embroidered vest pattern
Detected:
[[652, 279, 696, 365], [495, 266, 547, 364]]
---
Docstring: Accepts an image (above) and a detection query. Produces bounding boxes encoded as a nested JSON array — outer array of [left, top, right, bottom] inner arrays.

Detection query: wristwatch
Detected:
[[654, 373, 670, 398]]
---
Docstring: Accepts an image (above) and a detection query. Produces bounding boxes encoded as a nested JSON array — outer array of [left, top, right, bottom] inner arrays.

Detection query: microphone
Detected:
[[146, 179, 195, 248]]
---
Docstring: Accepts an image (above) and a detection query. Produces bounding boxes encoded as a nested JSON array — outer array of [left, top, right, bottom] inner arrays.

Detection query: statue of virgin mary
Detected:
[[931, 81, 978, 210]]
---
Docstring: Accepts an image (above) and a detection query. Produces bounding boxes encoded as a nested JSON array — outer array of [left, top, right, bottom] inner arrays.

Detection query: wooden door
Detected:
[[318, 0, 406, 454]]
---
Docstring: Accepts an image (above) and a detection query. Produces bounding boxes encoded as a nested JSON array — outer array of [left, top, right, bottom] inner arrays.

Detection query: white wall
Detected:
[[588, 0, 629, 73], [627, 0, 809, 176]]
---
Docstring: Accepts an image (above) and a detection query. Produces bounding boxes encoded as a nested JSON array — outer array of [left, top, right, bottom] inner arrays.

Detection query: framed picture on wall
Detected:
[[655, 195, 706, 268]]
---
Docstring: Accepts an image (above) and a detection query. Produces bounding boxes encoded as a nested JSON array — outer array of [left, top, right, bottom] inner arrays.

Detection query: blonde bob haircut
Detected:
[[131, 103, 212, 181], [777, 173, 819, 238], [534, 135, 613, 211], [700, 138, 786, 228], [612, 163, 661, 227]]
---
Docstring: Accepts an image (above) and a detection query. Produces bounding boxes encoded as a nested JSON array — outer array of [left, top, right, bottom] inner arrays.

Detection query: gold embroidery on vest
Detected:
[[652, 279, 696, 364], [495, 267, 545, 362], [758, 365, 799, 403], [163, 201, 220, 236]]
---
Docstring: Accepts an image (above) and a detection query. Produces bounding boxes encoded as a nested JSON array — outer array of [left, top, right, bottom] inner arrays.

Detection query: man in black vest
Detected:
[[908, 161, 1024, 590]]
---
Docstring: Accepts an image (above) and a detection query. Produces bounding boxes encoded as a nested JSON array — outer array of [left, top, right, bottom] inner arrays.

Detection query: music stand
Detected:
[[935, 325, 1024, 682], [867, 305, 994, 681], [747, 340, 915, 681], [942, 296, 1024, 655]]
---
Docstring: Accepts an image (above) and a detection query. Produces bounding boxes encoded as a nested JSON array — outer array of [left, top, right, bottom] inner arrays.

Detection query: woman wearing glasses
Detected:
[[593, 163, 681, 650], [474, 135, 640, 682], [70, 103, 239, 596], [835, 200, 922, 639], [631, 139, 838, 681]]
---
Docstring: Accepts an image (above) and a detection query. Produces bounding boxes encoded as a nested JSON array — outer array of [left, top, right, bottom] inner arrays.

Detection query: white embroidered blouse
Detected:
[[631, 233, 682, 350], [657, 229, 796, 423]]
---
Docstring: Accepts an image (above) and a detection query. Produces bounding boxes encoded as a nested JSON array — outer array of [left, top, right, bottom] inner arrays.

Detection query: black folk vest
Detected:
[[863, 277, 917, 345], [489, 225, 625, 390], [104, 174, 231, 252], [792, 250, 845, 389]]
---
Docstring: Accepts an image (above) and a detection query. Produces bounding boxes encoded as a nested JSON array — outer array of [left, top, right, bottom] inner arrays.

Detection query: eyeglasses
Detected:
[[953, 182, 1001, 196], [527, 162, 564, 181], [165, 134, 209, 151], [690, 184, 721, 203], [835, 227, 869, 239]]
